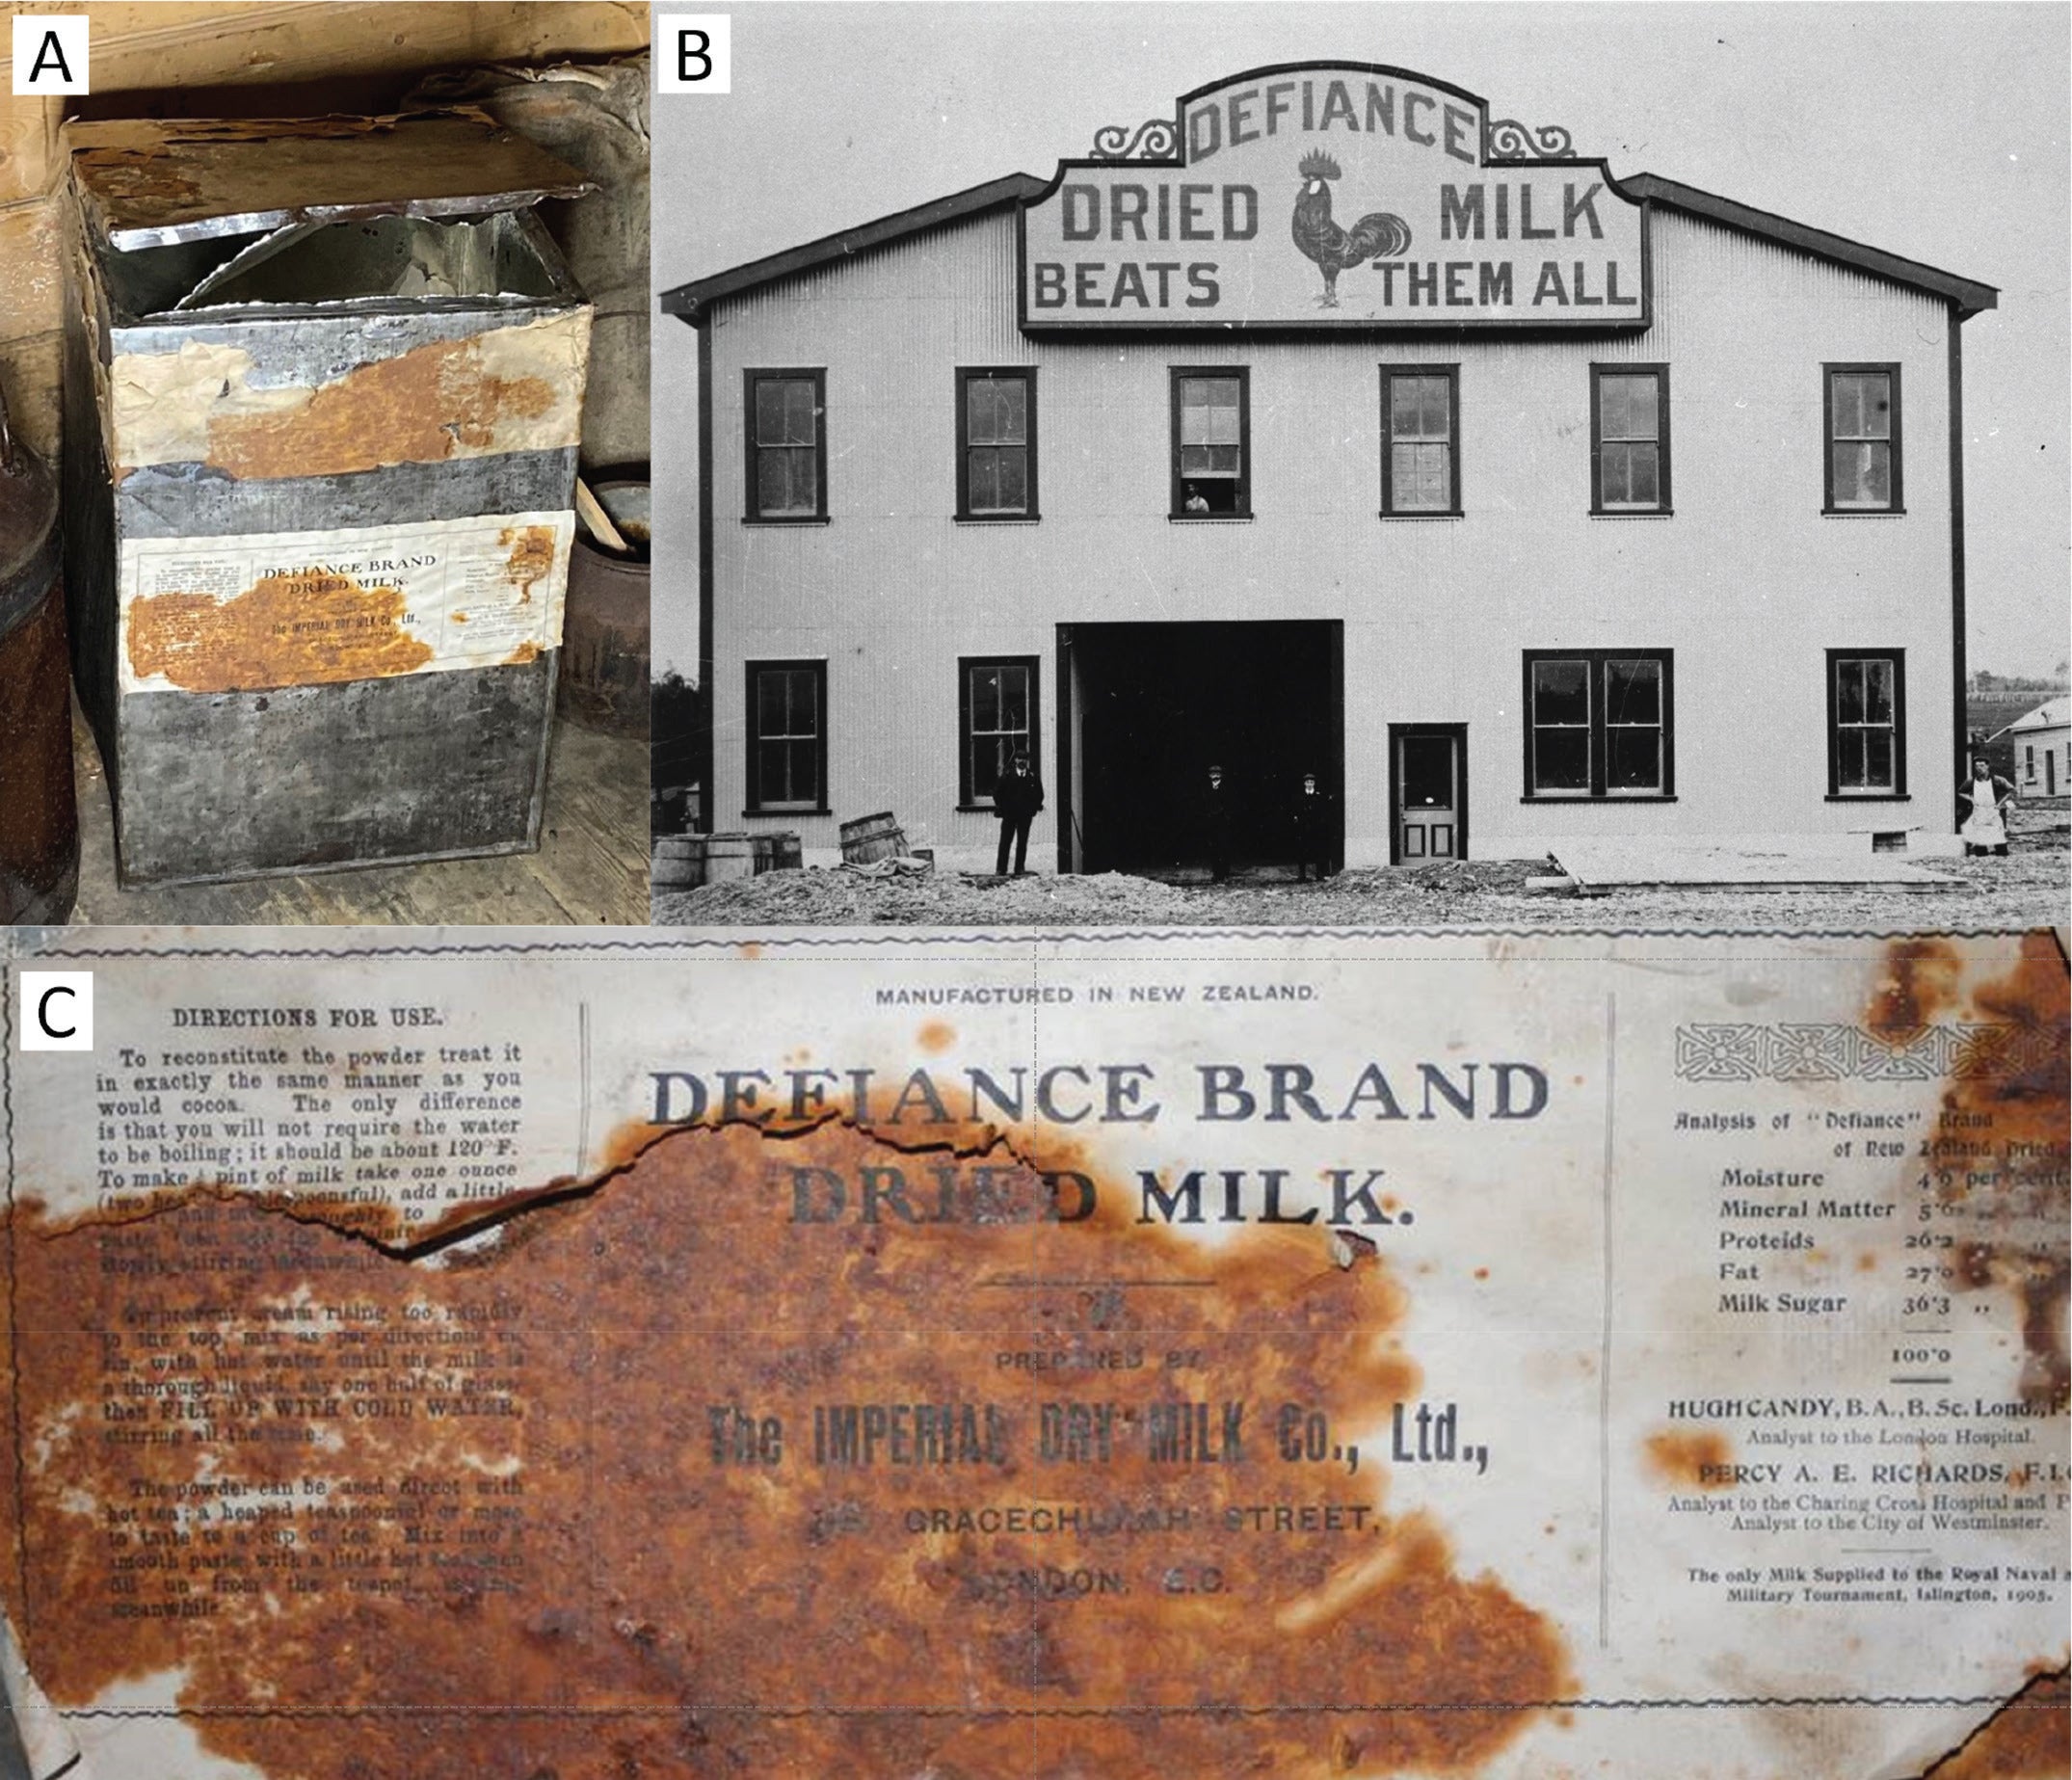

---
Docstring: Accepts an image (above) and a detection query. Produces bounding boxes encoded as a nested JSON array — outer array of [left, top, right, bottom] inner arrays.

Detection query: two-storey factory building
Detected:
[[663, 63, 1997, 875]]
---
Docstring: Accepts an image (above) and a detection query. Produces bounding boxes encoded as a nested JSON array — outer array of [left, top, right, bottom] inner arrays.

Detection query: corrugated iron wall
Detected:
[[707, 205, 1957, 866]]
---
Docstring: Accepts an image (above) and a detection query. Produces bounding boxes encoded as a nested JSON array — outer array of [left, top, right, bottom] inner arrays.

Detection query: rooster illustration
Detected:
[[1291, 151, 1413, 307]]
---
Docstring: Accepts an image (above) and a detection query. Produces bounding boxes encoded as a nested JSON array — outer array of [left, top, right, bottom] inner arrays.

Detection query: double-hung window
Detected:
[[1591, 365, 1669, 513], [959, 657, 1039, 806], [744, 369, 826, 520], [1824, 364, 1901, 513], [1523, 651, 1675, 799], [957, 369, 1037, 518], [1380, 366, 1459, 515], [745, 660, 827, 812], [1826, 650, 1906, 797], [1171, 369, 1249, 517]]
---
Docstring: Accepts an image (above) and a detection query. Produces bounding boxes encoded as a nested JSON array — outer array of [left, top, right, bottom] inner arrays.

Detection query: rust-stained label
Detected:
[[107, 310, 591, 479], [0, 929, 2063, 1778], [116, 512, 572, 695]]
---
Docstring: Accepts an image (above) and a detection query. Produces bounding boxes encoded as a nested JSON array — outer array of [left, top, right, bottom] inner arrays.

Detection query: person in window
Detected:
[[993, 749, 1044, 876], [1202, 762, 1233, 883], [1182, 482, 1211, 514], [1291, 771, 1331, 881], [1957, 755, 2016, 857]]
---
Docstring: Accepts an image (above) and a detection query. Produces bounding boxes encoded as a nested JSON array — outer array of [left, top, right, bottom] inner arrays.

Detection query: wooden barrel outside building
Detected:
[[839, 811, 905, 863], [652, 834, 707, 890]]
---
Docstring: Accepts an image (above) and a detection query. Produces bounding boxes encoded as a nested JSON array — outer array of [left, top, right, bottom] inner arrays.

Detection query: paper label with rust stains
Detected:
[[115, 511, 573, 695], [0, 928, 2064, 1780]]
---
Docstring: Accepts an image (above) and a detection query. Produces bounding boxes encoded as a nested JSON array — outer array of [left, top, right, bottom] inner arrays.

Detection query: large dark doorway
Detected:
[[1058, 621, 1342, 876]]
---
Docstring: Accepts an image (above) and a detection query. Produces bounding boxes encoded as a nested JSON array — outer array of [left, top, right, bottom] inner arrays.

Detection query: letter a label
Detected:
[[12, 15, 89, 93]]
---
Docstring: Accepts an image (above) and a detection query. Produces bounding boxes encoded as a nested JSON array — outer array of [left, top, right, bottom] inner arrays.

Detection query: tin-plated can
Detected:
[[0, 387, 78, 924]]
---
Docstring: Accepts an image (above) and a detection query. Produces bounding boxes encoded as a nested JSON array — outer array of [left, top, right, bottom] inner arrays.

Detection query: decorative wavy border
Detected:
[[15, 924, 2066, 960]]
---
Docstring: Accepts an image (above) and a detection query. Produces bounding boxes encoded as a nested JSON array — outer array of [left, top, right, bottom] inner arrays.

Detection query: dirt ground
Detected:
[[653, 801, 2069, 931]]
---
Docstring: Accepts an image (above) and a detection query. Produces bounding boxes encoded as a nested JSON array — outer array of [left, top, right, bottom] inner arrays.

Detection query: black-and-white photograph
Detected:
[[651, 1, 2068, 929]]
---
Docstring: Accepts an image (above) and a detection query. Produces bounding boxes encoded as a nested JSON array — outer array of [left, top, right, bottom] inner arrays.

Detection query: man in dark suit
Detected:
[[993, 750, 1044, 875], [1291, 771, 1331, 881], [1202, 762, 1233, 882]]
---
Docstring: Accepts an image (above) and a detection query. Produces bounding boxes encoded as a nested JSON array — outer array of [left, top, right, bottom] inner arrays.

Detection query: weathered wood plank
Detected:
[[0, 200, 62, 342], [4, 2, 647, 97], [0, 94, 60, 206], [69, 702, 648, 924]]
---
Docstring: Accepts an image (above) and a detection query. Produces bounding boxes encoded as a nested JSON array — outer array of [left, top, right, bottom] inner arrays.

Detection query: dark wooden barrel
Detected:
[[839, 811, 905, 863]]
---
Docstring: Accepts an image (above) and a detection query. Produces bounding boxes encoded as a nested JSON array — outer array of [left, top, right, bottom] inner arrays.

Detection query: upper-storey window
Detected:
[[957, 369, 1037, 519], [1380, 367, 1460, 516], [1824, 364, 1901, 514], [745, 369, 826, 521], [1171, 369, 1249, 517], [1592, 365, 1669, 513]]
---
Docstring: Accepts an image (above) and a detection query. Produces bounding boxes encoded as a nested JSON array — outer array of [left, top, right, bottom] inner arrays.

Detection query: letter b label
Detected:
[[658, 14, 731, 93]]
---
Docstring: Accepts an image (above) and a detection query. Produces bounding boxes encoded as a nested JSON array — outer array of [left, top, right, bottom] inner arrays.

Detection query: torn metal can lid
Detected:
[[67, 110, 598, 252]]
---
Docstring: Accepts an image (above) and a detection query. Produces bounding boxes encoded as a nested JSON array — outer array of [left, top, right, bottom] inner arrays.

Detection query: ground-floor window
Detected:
[[1522, 650, 1674, 799], [1826, 650, 1906, 796], [960, 656, 1039, 805], [745, 659, 827, 812]]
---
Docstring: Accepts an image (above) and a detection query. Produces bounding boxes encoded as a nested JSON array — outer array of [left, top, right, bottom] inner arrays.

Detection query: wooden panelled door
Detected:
[[1393, 727, 1465, 862]]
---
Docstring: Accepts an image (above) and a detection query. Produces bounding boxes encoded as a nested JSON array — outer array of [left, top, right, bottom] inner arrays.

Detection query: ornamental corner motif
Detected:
[[1090, 118, 1180, 161], [1484, 119, 1578, 162]]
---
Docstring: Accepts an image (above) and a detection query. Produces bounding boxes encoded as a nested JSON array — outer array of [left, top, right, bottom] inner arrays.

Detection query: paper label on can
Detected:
[[116, 510, 573, 696]]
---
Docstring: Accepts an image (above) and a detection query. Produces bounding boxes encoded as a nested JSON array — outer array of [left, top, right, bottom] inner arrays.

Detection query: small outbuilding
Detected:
[[1996, 698, 2070, 798]]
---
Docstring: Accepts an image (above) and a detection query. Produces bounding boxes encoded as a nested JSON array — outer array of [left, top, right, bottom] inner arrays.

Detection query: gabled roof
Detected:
[[1990, 697, 2071, 740], [659, 168, 1998, 326], [660, 174, 1046, 324], [1620, 174, 1997, 319]]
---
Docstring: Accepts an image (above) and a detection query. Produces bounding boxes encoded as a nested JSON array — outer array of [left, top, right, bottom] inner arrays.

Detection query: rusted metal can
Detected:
[[61, 113, 596, 887], [0, 387, 79, 924], [560, 477, 649, 735]]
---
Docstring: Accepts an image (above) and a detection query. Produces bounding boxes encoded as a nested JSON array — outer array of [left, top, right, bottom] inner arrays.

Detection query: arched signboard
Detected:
[[1021, 64, 1651, 331]]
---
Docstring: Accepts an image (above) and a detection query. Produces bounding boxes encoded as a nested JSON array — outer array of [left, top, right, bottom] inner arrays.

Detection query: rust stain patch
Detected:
[[500, 525, 555, 605], [1891, 934, 2071, 1414], [207, 335, 553, 481], [124, 568, 433, 695], [917, 1021, 957, 1054], [1922, 1667, 2070, 1780], [9, 1116, 1575, 1779], [1641, 1429, 1735, 1491], [503, 641, 540, 665], [1867, 939, 1966, 1042]]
